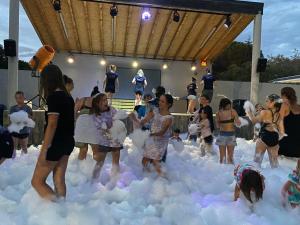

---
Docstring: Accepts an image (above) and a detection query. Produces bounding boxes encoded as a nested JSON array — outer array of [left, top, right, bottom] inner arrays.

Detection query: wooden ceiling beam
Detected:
[[163, 12, 188, 59], [67, 0, 82, 52], [144, 9, 159, 57], [153, 10, 172, 59], [83, 2, 93, 53], [98, 3, 104, 54], [133, 10, 144, 57], [123, 6, 133, 56], [173, 13, 201, 60]]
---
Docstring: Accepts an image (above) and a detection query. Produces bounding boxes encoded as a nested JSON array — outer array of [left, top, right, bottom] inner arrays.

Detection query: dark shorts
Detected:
[[0, 132, 14, 159], [203, 135, 213, 144], [11, 132, 29, 139], [259, 130, 279, 147], [105, 87, 116, 94], [46, 137, 75, 161], [96, 145, 123, 153]]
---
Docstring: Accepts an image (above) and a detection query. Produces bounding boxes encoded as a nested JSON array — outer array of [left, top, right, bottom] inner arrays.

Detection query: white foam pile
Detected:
[[8, 111, 35, 133], [0, 138, 299, 225]]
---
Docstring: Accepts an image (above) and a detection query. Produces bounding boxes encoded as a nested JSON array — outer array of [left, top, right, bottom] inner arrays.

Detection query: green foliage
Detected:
[[0, 44, 31, 70], [212, 41, 300, 82]]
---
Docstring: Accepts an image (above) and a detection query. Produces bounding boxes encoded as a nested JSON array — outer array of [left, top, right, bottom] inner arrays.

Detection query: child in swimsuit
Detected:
[[199, 107, 213, 156], [281, 170, 300, 208]]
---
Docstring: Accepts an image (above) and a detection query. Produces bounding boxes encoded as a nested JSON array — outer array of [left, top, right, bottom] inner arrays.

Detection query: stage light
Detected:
[[224, 15, 232, 28], [191, 62, 197, 71], [110, 4, 118, 17], [53, 0, 61, 11], [142, 8, 151, 21], [173, 10, 180, 22], [67, 55, 74, 64], [200, 60, 207, 67], [100, 59, 106, 66], [162, 64, 168, 70], [132, 61, 139, 68]]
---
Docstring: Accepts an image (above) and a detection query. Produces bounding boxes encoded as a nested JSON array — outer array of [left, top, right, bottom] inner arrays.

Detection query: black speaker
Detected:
[[232, 99, 246, 117], [4, 39, 16, 57], [257, 57, 267, 72]]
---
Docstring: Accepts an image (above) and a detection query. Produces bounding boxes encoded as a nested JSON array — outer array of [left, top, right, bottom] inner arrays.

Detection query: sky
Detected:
[[0, 0, 300, 61]]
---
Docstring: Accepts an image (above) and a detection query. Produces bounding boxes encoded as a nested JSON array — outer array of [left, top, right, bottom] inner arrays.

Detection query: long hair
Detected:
[[267, 94, 281, 113], [89, 93, 107, 115], [40, 64, 67, 99], [240, 170, 264, 203], [281, 87, 297, 104], [163, 94, 174, 109]]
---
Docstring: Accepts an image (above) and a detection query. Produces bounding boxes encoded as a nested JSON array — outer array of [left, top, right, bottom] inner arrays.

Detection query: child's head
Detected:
[[173, 128, 180, 137], [255, 103, 263, 112], [143, 94, 152, 103], [15, 91, 25, 105], [135, 91, 143, 100], [90, 93, 108, 115], [265, 94, 281, 112], [240, 170, 264, 203], [219, 98, 232, 110], [199, 107, 209, 120]]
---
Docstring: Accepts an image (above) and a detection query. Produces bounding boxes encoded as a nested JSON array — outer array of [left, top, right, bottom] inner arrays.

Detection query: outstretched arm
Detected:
[[115, 78, 119, 93]]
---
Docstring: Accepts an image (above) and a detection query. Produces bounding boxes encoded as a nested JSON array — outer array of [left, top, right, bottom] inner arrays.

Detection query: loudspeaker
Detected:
[[4, 39, 16, 57], [232, 99, 246, 117], [257, 58, 267, 72]]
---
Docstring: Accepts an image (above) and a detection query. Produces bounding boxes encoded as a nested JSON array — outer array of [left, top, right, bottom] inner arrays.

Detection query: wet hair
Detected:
[[219, 98, 231, 110], [162, 94, 173, 109], [174, 128, 180, 134], [240, 170, 264, 203], [267, 94, 282, 113], [63, 75, 73, 85], [281, 87, 297, 104], [91, 86, 100, 97], [15, 91, 24, 97], [135, 90, 143, 96], [89, 93, 108, 115], [199, 107, 210, 117], [155, 86, 166, 98], [40, 64, 67, 99]]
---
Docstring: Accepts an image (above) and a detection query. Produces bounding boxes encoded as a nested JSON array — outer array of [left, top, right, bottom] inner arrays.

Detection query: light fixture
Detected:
[[173, 10, 180, 22], [100, 58, 106, 66], [110, 4, 118, 17], [132, 61, 139, 68], [53, 0, 61, 11], [67, 55, 74, 64], [162, 63, 168, 70], [224, 15, 232, 28], [200, 60, 207, 67], [142, 8, 151, 21], [191, 62, 197, 71]]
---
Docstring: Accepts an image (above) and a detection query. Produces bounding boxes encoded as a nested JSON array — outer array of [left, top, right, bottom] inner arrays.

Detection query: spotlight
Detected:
[[53, 0, 61, 11], [191, 63, 197, 71], [142, 8, 151, 21], [173, 10, 180, 22], [100, 59, 106, 66], [110, 4, 118, 17], [224, 15, 232, 28], [162, 64, 168, 70], [132, 61, 139, 68], [67, 55, 74, 64]]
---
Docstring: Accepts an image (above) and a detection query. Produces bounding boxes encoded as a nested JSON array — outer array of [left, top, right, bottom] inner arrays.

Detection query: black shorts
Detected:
[[46, 137, 75, 161], [203, 135, 213, 144], [11, 132, 29, 139], [105, 87, 116, 94], [0, 132, 14, 159], [96, 145, 123, 153]]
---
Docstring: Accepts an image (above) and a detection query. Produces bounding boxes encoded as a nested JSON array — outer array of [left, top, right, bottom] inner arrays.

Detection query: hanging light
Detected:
[[132, 61, 139, 68], [67, 55, 74, 64], [162, 63, 168, 70], [173, 10, 180, 22], [224, 15, 232, 28], [52, 0, 61, 11], [142, 8, 151, 21], [191, 62, 197, 71], [110, 4, 118, 17], [100, 58, 106, 66]]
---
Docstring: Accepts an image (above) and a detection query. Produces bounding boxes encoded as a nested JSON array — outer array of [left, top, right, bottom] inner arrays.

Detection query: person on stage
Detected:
[[201, 68, 216, 102], [186, 77, 198, 114], [132, 69, 147, 105], [31, 64, 75, 201], [216, 98, 241, 164], [279, 87, 300, 172], [247, 94, 283, 168], [103, 65, 119, 106]]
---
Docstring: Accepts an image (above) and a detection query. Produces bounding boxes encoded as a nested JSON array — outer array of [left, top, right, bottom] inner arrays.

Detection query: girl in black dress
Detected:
[[279, 87, 300, 171], [103, 65, 119, 106], [31, 64, 75, 201], [187, 77, 198, 114]]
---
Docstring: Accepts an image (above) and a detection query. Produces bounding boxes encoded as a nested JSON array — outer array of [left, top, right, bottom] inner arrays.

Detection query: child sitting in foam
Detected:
[[170, 128, 184, 152]]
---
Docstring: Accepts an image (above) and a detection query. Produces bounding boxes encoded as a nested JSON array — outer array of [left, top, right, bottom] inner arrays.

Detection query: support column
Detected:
[[7, 0, 19, 107], [250, 12, 262, 104]]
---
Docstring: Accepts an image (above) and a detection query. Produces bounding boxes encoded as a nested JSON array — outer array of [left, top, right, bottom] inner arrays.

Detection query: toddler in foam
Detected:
[[281, 170, 300, 208]]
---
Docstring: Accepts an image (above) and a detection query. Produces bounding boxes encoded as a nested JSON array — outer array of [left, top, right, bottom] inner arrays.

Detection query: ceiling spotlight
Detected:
[[67, 55, 74, 64], [53, 0, 61, 11], [142, 8, 151, 21], [132, 61, 139, 68], [162, 64, 168, 70], [191, 63, 197, 71], [100, 59, 106, 66], [110, 4, 118, 17], [224, 15, 232, 28], [173, 10, 180, 22]]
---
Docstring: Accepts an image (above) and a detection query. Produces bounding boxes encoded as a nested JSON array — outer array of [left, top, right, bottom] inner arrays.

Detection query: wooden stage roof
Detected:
[[20, 0, 263, 62]]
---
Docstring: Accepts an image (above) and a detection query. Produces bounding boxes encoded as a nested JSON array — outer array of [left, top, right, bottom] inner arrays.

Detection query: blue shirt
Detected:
[[202, 73, 216, 90]]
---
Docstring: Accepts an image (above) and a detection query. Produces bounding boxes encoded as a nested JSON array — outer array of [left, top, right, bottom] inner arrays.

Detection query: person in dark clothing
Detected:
[[187, 77, 198, 114], [149, 86, 166, 109], [103, 65, 119, 105], [201, 68, 216, 102], [0, 126, 14, 165], [132, 69, 147, 105], [91, 86, 100, 97]]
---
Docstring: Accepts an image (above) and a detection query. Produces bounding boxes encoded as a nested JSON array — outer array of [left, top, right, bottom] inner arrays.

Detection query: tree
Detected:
[[0, 44, 31, 70]]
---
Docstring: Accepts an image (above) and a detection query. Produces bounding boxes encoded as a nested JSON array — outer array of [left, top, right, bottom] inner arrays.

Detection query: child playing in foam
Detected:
[[281, 170, 300, 208], [234, 164, 265, 206], [170, 128, 184, 152], [199, 107, 213, 156]]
